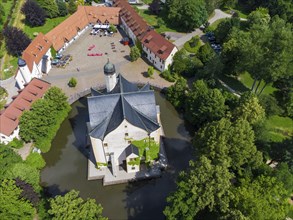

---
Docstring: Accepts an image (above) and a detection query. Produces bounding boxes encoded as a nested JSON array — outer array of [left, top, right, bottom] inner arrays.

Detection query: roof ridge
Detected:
[[123, 96, 159, 132]]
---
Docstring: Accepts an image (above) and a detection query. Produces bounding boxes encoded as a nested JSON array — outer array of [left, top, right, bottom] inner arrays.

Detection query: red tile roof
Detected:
[[0, 78, 50, 136], [114, 0, 176, 60], [46, 6, 121, 51], [141, 30, 176, 60], [22, 33, 52, 72], [83, 6, 120, 25]]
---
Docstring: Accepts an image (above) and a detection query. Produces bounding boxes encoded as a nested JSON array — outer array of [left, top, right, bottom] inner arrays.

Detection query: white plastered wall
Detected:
[[0, 127, 20, 144]]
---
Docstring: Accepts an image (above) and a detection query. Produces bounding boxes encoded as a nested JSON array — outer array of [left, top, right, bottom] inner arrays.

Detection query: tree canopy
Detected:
[[48, 190, 107, 220], [0, 179, 35, 220], [21, 0, 46, 27], [167, 0, 208, 31], [185, 80, 226, 127], [3, 26, 31, 56], [35, 0, 59, 18]]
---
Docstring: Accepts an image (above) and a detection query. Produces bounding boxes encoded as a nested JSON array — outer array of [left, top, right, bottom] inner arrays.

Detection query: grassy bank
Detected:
[[23, 15, 69, 38]]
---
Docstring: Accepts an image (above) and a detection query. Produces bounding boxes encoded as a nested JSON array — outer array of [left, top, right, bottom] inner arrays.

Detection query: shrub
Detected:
[[108, 24, 117, 33], [130, 46, 140, 61], [183, 36, 201, 53], [160, 69, 176, 82], [68, 77, 77, 87], [25, 152, 46, 170], [147, 66, 154, 78], [8, 138, 24, 149]]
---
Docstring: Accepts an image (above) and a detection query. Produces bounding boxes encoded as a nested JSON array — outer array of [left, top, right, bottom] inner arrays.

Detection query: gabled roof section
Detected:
[[114, 0, 177, 61], [0, 78, 50, 136], [46, 7, 89, 51], [141, 30, 176, 60], [87, 74, 160, 140], [83, 6, 121, 25], [22, 33, 52, 72], [125, 144, 139, 157], [46, 6, 121, 51]]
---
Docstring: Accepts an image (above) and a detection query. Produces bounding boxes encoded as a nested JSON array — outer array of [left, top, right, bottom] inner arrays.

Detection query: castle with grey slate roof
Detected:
[[87, 60, 162, 175]]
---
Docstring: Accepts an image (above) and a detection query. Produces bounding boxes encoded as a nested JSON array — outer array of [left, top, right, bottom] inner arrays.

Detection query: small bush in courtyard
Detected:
[[147, 66, 154, 78], [130, 46, 140, 62], [68, 77, 77, 87]]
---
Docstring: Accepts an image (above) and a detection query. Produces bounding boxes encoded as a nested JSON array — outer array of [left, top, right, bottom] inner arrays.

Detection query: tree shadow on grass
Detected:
[[219, 74, 249, 93]]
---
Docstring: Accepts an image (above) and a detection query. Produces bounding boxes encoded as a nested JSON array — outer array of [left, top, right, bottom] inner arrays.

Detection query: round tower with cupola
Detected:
[[104, 59, 117, 92]]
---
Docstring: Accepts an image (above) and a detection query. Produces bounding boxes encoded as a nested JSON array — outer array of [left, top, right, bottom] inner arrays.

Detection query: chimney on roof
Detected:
[[145, 35, 153, 43], [159, 45, 167, 53]]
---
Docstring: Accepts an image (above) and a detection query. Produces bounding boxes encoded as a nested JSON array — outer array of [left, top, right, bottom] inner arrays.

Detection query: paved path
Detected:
[[16, 142, 32, 160], [173, 9, 233, 48]]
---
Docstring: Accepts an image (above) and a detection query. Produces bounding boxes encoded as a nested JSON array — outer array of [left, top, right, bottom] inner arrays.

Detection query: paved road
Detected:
[[173, 9, 233, 48]]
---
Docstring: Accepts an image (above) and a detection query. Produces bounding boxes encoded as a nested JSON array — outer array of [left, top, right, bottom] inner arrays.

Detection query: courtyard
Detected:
[[43, 27, 172, 98]]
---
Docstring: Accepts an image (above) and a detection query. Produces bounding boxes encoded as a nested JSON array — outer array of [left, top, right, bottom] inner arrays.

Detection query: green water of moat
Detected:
[[41, 92, 192, 220]]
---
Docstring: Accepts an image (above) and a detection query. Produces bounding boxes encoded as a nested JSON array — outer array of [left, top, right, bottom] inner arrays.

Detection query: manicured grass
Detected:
[[221, 2, 249, 19], [142, 0, 152, 4], [0, 0, 14, 31], [183, 39, 201, 53], [264, 116, 293, 142], [138, 9, 179, 33], [238, 72, 277, 95], [24, 15, 69, 38], [0, 54, 18, 80], [209, 18, 226, 31]]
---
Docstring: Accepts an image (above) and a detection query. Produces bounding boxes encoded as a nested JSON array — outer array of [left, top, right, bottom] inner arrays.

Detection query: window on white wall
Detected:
[[104, 143, 108, 147]]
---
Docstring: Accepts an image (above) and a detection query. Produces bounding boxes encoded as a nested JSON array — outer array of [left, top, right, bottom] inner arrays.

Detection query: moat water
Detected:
[[41, 92, 193, 220]]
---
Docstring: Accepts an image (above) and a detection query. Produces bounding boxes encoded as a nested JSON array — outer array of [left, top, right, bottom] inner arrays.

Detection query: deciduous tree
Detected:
[[48, 190, 107, 220], [167, 0, 208, 31], [56, 0, 68, 17], [21, 0, 46, 27], [0, 179, 34, 220], [130, 46, 140, 61], [166, 77, 188, 109], [164, 156, 233, 219], [35, 0, 59, 18], [185, 80, 226, 127], [3, 26, 31, 56]]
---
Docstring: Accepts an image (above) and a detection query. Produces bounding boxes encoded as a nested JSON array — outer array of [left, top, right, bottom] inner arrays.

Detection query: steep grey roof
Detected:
[[125, 144, 139, 157], [88, 74, 160, 140]]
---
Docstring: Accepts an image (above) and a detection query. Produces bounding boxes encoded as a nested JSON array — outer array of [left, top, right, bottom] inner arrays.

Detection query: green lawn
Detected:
[[209, 18, 226, 31], [0, 0, 14, 31], [138, 9, 179, 33], [238, 72, 277, 95], [184, 38, 201, 53], [264, 116, 293, 142], [24, 15, 69, 38], [221, 2, 249, 19], [219, 72, 277, 95]]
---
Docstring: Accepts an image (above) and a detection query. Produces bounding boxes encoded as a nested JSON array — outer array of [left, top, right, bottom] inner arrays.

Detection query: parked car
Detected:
[[55, 53, 63, 59], [51, 59, 60, 65]]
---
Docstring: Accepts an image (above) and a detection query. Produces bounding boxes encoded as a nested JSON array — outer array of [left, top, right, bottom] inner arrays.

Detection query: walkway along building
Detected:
[[87, 60, 163, 177], [0, 78, 50, 144]]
